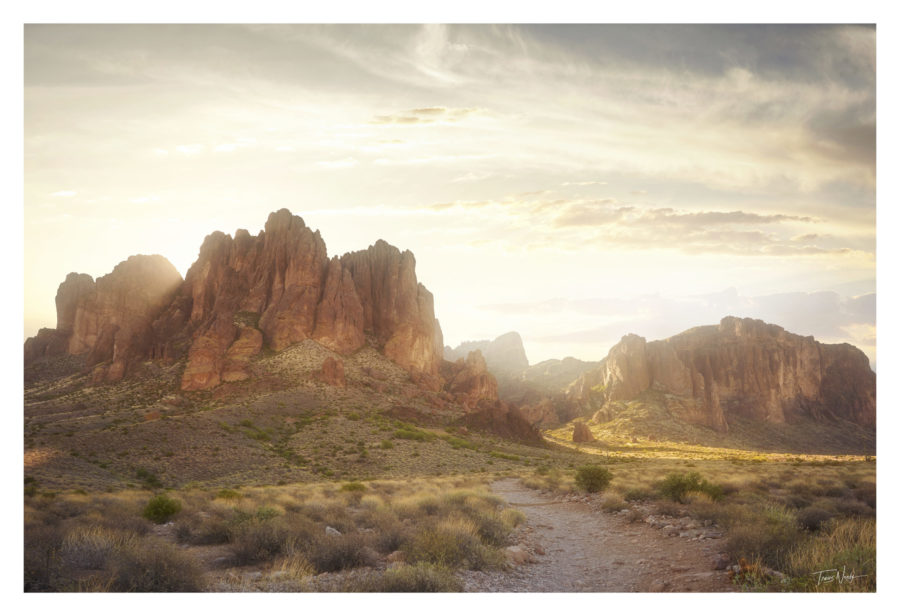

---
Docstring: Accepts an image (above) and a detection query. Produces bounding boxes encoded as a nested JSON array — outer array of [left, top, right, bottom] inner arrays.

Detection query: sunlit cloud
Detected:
[[175, 144, 204, 155], [50, 190, 76, 197], [371, 106, 484, 125]]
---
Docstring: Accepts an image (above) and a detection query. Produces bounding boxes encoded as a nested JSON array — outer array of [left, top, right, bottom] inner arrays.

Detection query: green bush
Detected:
[[341, 481, 367, 492], [574, 465, 613, 493], [657, 472, 723, 503], [142, 494, 182, 524]]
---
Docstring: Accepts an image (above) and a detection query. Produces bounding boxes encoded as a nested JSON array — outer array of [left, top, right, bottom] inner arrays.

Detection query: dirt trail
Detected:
[[461, 478, 735, 592]]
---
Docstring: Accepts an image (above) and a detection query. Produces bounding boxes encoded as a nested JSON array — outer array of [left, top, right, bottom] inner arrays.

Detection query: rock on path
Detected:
[[460, 478, 734, 592]]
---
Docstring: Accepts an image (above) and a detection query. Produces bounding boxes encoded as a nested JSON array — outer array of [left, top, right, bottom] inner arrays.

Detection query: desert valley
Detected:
[[23, 210, 876, 592]]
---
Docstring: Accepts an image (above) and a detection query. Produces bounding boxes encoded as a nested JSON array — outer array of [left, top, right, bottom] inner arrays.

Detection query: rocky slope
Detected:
[[568, 317, 876, 432]]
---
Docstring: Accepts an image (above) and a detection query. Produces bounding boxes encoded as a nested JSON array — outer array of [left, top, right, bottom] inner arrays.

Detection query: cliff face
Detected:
[[440, 350, 499, 408], [25, 256, 183, 382], [569, 317, 875, 432], [25, 209, 443, 390]]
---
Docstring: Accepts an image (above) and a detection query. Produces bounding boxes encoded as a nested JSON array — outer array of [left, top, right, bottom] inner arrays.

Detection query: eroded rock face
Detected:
[[25, 209, 445, 391], [463, 399, 544, 444], [440, 350, 499, 408], [568, 317, 876, 432], [24, 255, 183, 382]]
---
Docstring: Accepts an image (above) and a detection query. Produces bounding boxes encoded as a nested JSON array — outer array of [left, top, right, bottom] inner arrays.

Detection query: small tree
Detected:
[[574, 465, 613, 493]]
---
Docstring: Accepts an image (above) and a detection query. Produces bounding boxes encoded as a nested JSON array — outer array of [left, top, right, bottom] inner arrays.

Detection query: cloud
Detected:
[[50, 190, 76, 197], [371, 106, 483, 125]]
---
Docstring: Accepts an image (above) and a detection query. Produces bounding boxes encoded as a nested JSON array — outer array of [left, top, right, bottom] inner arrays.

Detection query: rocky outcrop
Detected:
[[445, 331, 529, 378], [25, 209, 445, 390], [440, 350, 499, 408], [572, 422, 595, 443], [462, 399, 544, 445], [24, 255, 183, 382], [569, 317, 876, 432], [317, 356, 346, 387]]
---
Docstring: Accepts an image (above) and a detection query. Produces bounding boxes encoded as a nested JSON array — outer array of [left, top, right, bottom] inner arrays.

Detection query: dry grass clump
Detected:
[[355, 563, 462, 592], [405, 516, 505, 571], [725, 505, 802, 572], [785, 517, 875, 592], [600, 493, 628, 512], [109, 538, 204, 592]]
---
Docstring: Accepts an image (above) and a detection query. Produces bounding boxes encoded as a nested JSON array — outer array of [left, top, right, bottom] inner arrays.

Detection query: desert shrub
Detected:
[[142, 494, 182, 524], [60, 526, 136, 570], [230, 520, 293, 564], [574, 465, 612, 493], [175, 512, 230, 545], [786, 517, 875, 592], [341, 481, 367, 492], [725, 505, 802, 572], [357, 563, 462, 592], [308, 532, 377, 572], [796, 507, 835, 532], [216, 489, 243, 500], [405, 516, 504, 571], [657, 472, 723, 503], [654, 500, 683, 517], [623, 486, 655, 502], [109, 538, 204, 592], [600, 494, 628, 512], [853, 483, 876, 509], [833, 498, 873, 518], [24, 522, 66, 591], [371, 515, 412, 554], [135, 468, 163, 489], [380, 440, 394, 449]]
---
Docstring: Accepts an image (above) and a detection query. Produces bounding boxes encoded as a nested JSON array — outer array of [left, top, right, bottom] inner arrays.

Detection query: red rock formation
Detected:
[[24, 255, 182, 382], [572, 422, 595, 442], [568, 317, 876, 432], [440, 350, 499, 407], [26, 209, 445, 391], [463, 399, 544, 444]]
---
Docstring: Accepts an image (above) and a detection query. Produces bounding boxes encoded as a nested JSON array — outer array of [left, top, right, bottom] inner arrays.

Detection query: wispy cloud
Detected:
[[371, 106, 483, 125]]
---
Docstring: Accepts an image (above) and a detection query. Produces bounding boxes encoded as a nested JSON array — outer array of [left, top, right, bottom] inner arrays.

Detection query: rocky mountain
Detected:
[[444, 331, 529, 378], [568, 316, 876, 432], [25, 209, 540, 444], [26, 210, 443, 391]]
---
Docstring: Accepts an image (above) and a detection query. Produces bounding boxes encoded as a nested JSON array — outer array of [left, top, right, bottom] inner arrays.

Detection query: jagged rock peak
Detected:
[[25, 210, 444, 391]]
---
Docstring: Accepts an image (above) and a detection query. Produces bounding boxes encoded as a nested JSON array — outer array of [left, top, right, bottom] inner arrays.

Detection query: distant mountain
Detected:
[[444, 331, 529, 378], [567, 316, 876, 433]]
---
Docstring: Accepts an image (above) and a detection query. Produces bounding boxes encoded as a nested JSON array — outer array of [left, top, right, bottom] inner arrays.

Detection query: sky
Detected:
[[24, 24, 877, 366]]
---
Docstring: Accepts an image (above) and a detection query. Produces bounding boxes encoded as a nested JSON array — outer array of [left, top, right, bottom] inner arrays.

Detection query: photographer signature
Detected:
[[811, 566, 868, 586]]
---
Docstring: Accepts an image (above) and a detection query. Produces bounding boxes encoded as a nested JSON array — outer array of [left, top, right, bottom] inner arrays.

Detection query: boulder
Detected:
[[572, 422, 595, 443], [318, 356, 346, 387]]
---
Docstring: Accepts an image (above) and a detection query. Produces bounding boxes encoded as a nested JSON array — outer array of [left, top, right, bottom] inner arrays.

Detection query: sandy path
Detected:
[[461, 478, 734, 592]]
